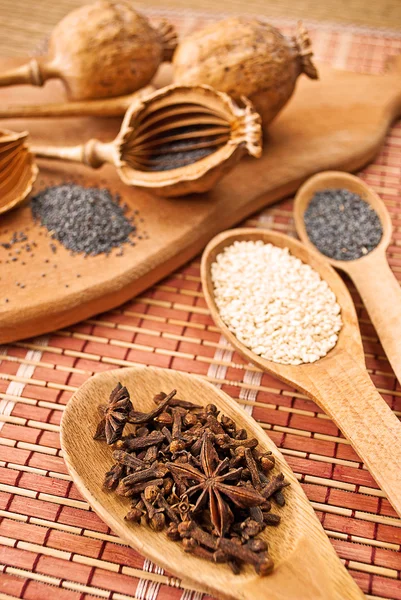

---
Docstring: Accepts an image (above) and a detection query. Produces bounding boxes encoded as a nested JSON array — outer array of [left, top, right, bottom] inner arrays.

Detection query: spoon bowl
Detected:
[[61, 365, 364, 600], [294, 171, 401, 384], [294, 170, 392, 268], [201, 228, 401, 518]]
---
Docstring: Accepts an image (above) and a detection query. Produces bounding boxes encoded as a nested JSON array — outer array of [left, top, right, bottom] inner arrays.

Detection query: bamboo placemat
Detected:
[[1, 9, 401, 600], [0, 0, 400, 57]]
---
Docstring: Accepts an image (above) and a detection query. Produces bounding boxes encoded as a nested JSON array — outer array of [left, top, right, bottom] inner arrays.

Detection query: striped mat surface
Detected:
[[1, 10, 401, 600]]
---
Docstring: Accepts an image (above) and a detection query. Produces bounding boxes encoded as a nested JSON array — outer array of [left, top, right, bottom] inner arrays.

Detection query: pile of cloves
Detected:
[[93, 382, 289, 576]]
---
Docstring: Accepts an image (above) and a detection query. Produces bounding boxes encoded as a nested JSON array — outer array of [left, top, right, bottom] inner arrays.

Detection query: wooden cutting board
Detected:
[[1, 56, 401, 345]]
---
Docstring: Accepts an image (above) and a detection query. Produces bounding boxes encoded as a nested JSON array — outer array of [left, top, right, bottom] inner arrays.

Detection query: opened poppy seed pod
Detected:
[[173, 19, 318, 127], [0, 1, 177, 100], [31, 85, 263, 197], [0, 130, 38, 215]]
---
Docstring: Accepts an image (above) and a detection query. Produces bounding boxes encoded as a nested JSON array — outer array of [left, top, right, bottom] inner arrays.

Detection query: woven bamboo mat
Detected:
[[1, 9, 401, 600], [0, 0, 400, 56]]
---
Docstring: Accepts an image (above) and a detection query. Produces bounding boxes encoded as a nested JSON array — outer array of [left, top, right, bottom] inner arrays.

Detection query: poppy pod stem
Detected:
[[31, 139, 117, 170], [0, 59, 45, 87]]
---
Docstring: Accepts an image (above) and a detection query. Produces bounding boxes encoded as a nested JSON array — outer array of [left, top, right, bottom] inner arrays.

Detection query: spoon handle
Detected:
[[346, 252, 401, 384], [311, 352, 401, 518]]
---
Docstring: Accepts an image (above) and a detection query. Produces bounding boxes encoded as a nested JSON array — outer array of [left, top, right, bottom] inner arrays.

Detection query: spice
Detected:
[[173, 19, 318, 126], [116, 85, 262, 197], [93, 383, 133, 445], [211, 240, 342, 365], [31, 184, 137, 256], [0, 2, 177, 101], [304, 188, 383, 261], [132, 125, 226, 172], [94, 384, 288, 576]]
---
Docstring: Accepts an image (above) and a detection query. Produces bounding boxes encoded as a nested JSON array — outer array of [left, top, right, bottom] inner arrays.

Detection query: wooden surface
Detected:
[[201, 228, 401, 520], [0, 0, 401, 59], [2, 57, 401, 344], [294, 171, 401, 386], [61, 365, 365, 600]]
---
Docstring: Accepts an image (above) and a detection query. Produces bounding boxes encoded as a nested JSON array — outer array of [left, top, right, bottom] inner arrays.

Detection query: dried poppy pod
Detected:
[[0, 1, 177, 100], [0, 130, 38, 215], [173, 19, 318, 127], [31, 85, 263, 197]]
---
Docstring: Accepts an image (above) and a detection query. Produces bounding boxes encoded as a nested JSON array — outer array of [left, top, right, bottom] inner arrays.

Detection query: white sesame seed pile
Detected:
[[211, 240, 342, 365]]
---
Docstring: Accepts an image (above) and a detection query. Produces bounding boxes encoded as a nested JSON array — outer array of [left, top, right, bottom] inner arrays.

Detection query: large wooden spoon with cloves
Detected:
[[61, 365, 365, 600]]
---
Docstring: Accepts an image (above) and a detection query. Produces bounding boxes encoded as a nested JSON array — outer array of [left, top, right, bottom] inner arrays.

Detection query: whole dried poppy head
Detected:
[[93, 382, 133, 445]]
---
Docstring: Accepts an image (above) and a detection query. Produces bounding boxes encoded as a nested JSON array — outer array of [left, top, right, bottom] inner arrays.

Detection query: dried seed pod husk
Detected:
[[0, 130, 37, 215], [173, 19, 318, 127], [31, 85, 262, 198], [0, 1, 177, 101], [115, 84, 262, 196]]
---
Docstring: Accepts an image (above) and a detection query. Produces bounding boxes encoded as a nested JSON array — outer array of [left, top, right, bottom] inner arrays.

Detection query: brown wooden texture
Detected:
[[294, 171, 401, 385], [1, 56, 401, 344], [201, 228, 401, 519], [60, 365, 365, 600]]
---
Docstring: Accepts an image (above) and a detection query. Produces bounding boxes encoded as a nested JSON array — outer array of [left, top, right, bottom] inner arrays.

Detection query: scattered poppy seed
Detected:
[[31, 184, 138, 256]]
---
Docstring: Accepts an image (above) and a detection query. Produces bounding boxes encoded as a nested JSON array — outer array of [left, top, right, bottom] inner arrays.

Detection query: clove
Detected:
[[129, 390, 177, 424]]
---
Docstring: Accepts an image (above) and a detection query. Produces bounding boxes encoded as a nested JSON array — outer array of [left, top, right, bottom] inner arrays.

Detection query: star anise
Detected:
[[167, 433, 265, 536], [93, 382, 132, 445]]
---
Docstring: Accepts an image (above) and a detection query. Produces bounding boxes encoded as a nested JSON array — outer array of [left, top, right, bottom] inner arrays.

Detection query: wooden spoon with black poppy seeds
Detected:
[[294, 170, 401, 385]]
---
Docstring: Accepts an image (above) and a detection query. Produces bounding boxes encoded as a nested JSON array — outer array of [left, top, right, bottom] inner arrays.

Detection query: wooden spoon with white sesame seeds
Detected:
[[201, 228, 401, 520], [61, 364, 365, 600], [294, 170, 401, 386]]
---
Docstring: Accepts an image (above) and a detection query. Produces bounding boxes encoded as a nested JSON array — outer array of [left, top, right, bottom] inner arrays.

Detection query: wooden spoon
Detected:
[[60, 365, 364, 600], [201, 228, 401, 519], [294, 171, 401, 384]]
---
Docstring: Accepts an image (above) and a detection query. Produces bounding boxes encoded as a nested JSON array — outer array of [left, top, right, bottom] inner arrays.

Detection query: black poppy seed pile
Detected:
[[304, 188, 383, 261], [149, 147, 216, 171], [31, 184, 137, 256], [130, 124, 224, 171]]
